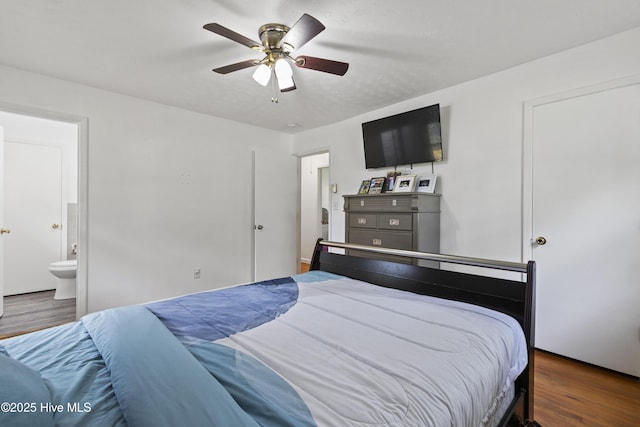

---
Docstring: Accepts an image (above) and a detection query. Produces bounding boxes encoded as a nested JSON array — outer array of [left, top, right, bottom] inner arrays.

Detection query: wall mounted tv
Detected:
[[362, 104, 442, 169]]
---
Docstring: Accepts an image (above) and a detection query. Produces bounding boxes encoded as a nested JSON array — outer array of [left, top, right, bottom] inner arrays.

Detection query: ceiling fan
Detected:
[[204, 14, 349, 99]]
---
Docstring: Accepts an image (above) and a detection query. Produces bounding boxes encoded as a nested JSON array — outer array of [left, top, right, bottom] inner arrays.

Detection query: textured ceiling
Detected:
[[1, 0, 639, 133]]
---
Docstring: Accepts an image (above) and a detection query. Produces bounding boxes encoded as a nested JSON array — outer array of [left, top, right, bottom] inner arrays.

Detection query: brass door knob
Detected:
[[535, 236, 547, 246], [52, 224, 60, 229], [0, 228, 10, 235]]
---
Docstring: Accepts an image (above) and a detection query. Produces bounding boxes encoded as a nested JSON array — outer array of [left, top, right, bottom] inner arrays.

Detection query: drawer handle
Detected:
[[372, 239, 382, 246], [358, 217, 367, 225], [389, 219, 400, 226]]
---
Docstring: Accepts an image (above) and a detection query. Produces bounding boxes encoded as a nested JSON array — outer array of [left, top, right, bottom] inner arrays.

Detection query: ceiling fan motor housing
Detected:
[[258, 24, 291, 51]]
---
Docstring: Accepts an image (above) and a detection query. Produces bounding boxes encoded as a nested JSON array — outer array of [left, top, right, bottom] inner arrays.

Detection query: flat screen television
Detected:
[[362, 104, 442, 169]]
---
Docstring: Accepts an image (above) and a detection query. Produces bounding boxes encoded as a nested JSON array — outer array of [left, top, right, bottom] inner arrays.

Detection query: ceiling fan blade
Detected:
[[280, 14, 325, 50], [295, 56, 349, 76], [203, 23, 262, 50], [212, 59, 259, 74]]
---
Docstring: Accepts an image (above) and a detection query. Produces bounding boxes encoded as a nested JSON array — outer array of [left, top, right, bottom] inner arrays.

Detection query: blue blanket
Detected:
[[146, 277, 299, 343], [83, 306, 262, 427], [0, 277, 315, 427]]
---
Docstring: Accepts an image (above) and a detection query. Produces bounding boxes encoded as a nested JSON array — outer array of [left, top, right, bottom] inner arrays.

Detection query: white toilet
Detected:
[[48, 260, 77, 300]]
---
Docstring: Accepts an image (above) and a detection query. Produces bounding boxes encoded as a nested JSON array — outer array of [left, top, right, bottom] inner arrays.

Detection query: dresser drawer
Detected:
[[348, 213, 377, 229], [344, 194, 414, 212], [378, 213, 412, 231], [349, 229, 412, 250]]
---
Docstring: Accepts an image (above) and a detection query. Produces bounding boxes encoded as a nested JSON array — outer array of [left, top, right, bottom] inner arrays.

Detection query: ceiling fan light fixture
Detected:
[[274, 58, 295, 91], [252, 63, 271, 86]]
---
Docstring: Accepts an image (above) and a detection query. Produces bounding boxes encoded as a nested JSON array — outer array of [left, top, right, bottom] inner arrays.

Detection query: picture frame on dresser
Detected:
[[368, 177, 386, 194], [416, 174, 437, 193], [393, 175, 416, 192], [385, 171, 401, 192], [358, 179, 371, 194]]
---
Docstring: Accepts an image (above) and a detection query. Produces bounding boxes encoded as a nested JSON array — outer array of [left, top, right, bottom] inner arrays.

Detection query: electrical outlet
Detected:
[[193, 268, 201, 279]]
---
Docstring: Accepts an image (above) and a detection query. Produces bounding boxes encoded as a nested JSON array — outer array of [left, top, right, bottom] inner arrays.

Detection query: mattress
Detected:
[[0, 270, 527, 427]]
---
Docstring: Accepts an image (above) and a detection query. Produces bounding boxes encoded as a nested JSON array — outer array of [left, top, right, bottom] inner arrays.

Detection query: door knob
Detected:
[[0, 228, 10, 235], [535, 236, 547, 246], [51, 224, 60, 230], [254, 225, 264, 230]]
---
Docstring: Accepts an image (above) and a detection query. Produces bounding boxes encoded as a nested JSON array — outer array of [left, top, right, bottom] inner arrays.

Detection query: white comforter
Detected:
[[217, 272, 527, 427]]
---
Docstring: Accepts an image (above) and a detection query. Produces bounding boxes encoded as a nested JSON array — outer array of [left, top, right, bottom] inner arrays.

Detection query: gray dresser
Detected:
[[343, 193, 440, 266]]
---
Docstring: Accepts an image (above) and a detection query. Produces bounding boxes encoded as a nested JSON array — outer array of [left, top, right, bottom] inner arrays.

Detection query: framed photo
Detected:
[[385, 172, 401, 192], [358, 179, 371, 194], [393, 175, 416, 193], [368, 177, 386, 194], [416, 174, 437, 193]]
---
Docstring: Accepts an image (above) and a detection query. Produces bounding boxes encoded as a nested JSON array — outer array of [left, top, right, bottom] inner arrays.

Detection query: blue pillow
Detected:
[[0, 350, 54, 427]]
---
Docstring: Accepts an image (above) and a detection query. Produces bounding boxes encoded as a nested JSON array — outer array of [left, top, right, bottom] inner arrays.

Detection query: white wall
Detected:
[[0, 65, 294, 313], [292, 27, 640, 265]]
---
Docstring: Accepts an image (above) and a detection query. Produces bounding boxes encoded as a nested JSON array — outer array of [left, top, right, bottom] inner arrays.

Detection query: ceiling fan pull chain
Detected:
[[271, 70, 279, 103]]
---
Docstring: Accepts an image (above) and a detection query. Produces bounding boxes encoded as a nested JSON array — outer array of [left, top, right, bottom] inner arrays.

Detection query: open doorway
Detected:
[[299, 152, 330, 271], [0, 110, 81, 337]]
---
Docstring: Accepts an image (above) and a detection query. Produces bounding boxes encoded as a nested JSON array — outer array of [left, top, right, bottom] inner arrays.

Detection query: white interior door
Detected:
[[252, 149, 297, 281], [3, 141, 62, 295], [526, 78, 640, 376], [0, 129, 4, 315]]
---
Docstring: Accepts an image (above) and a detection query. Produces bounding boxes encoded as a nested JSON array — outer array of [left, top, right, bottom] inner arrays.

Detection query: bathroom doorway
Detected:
[[0, 110, 80, 330], [299, 152, 331, 269]]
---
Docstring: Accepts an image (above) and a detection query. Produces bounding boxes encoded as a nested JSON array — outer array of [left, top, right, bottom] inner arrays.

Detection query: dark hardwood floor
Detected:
[[534, 350, 640, 426], [0, 290, 76, 339]]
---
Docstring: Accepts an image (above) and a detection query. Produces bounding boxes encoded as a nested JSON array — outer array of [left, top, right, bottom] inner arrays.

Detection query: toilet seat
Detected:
[[49, 260, 77, 281]]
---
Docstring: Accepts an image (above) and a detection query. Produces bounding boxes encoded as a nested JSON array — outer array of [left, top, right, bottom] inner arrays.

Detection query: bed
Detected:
[[0, 240, 537, 427]]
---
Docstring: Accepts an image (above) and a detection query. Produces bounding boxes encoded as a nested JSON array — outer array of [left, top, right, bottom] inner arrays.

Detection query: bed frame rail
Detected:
[[309, 239, 536, 426], [312, 240, 529, 272]]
